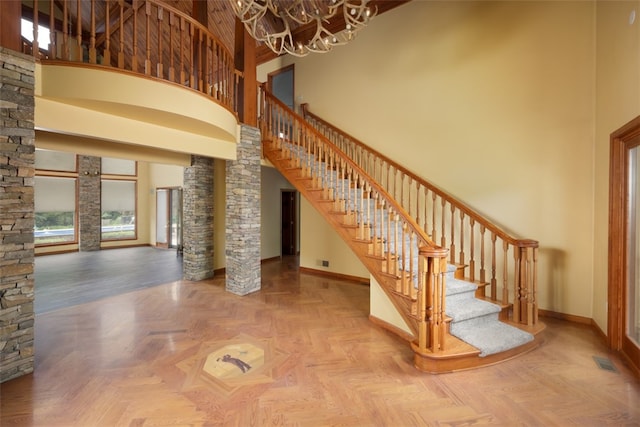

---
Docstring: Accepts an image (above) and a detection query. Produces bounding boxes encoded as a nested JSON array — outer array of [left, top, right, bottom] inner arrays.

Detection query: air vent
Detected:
[[593, 355, 618, 373]]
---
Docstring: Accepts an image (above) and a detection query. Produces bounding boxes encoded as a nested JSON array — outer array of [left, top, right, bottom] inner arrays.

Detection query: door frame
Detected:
[[608, 115, 640, 376]]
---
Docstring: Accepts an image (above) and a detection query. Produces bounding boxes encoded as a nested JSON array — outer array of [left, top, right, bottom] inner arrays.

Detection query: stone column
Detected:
[[183, 155, 214, 281], [225, 125, 261, 295], [0, 47, 35, 383], [78, 155, 101, 251]]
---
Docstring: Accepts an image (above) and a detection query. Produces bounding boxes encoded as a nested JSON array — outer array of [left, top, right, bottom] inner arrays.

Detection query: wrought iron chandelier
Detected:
[[230, 0, 376, 57]]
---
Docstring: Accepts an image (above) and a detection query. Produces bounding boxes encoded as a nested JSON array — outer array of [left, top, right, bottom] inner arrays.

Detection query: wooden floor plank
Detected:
[[2, 252, 639, 425]]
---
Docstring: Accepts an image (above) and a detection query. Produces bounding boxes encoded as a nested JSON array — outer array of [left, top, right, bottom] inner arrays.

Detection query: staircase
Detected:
[[258, 89, 544, 373]]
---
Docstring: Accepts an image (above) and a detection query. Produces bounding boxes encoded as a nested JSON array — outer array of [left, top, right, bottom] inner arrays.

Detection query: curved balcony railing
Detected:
[[24, 0, 239, 114]]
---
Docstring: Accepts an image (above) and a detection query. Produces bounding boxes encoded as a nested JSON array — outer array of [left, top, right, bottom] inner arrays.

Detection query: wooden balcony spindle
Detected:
[[48, 0, 55, 57], [179, 17, 185, 84], [62, 0, 69, 60], [76, 0, 81, 62], [118, 0, 125, 68], [89, 0, 96, 64], [132, 0, 138, 72], [168, 13, 175, 81], [103, 2, 111, 66], [32, 0, 39, 55], [157, 6, 164, 78], [144, 1, 151, 75]]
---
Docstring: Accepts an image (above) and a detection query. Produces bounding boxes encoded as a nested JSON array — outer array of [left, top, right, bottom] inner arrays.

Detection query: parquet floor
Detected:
[[1, 257, 639, 426]]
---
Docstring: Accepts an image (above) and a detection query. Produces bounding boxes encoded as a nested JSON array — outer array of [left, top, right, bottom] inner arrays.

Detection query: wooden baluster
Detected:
[[197, 30, 203, 91], [502, 241, 509, 306], [387, 206, 398, 274], [179, 17, 185, 84], [168, 12, 175, 82], [431, 192, 437, 244], [132, 0, 138, 72], [144, 1, 151, 75], [32, 0, 39, 56], [417, 249, 428, 352], [469, 218, 475, 282], [459, 211, 465, 266], [528, 247, 538, 326], [157, 6, 164, 78], [189, 23, 195, 88], [409, 232, 416, 300], [393, 211, 399, 277], [76, 0, 82, 61], [449, 205, 455, 264], [89, 0, 96, 64], [103, 1, 111, 66], [514, 245, 523, 324], [373, 194, 381, 250], [440, 198, 446, 249], [62, 0, 69, 60], [491, 232, 497, 300], [385, 205, 392, 274], [118, 0, 125, 68], [401, 223, 408, 294], [480, 225, 486, 284], [49, 0, 55, 58]]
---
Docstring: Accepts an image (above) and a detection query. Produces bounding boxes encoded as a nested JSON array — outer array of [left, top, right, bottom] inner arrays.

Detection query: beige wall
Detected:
[[593, 1, 640, 331], [260, 1, 599, 318]]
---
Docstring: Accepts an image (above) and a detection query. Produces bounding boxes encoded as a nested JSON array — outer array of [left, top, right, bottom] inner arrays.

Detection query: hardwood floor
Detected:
[[2, 256, 639, 426], [34, 247, 183, 313]]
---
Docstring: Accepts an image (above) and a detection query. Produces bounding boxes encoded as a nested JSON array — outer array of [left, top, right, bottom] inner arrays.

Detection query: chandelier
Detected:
[[230, 0, 376, 57]]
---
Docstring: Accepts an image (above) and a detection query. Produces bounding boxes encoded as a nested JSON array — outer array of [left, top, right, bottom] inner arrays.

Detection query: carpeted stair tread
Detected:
[[449, 319, 534, 357], [446, 277, 478, 296], [446, 297, 501, 322]]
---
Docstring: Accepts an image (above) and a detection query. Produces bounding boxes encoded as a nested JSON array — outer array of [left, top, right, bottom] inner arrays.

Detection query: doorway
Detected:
[[281, 190, 297, 255], [268, 64, 295, 110], [608, 116, 640, 375], [156, 187, 183, 251]]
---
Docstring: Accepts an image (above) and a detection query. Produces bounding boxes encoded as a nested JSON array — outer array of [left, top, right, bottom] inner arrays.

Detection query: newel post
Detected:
[[514, 240, 539, 326], [414, 245, 449, 355]]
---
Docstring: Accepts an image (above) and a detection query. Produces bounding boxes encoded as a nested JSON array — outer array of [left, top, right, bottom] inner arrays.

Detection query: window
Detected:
[[34, 176, 77, 245], [21, 18, 50, 51], [101, 180, 136, 240]]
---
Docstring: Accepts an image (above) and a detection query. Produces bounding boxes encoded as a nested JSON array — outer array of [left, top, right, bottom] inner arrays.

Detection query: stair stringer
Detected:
[[263, 138, 547, 373], [263, 141, 424, 339]]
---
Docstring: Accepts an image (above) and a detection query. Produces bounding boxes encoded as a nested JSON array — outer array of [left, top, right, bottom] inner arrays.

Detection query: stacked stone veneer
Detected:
[[183, 155, 214, 281], [226, 125, 261, 295], [78, 155, 101, 251], [0, 48, 35, 383]]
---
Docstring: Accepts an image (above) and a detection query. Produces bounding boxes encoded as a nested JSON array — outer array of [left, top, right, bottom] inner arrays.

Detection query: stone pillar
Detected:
[[0, 47, 35, 383], [183, 155, 214, 280], [226, 125, 261, 295], [78, 155, 101, 251]]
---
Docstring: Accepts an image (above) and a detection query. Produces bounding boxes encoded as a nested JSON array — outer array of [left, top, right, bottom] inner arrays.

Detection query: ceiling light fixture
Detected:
[[230, 0, 376, 57]]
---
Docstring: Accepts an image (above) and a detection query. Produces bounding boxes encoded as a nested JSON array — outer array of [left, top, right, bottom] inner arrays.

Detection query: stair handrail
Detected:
[[260, 86, 450, 354], [25, 0, 239, 114], [302, 104, 540, 326]]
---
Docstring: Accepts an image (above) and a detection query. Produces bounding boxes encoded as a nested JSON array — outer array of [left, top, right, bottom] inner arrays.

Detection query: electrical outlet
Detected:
[[322, 260, 329, 267]]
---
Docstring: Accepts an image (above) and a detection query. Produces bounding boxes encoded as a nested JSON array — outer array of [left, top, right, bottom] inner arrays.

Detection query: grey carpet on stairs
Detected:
[[446, 275, 534, 357], [285, 141, 534, 357]]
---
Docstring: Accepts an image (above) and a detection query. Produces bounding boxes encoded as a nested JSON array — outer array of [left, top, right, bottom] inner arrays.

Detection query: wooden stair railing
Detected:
[[259, 86, 457, 360], [302, 104, 541, 328], [24, 0, 240, 114]]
